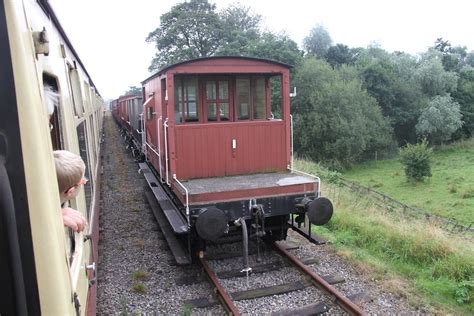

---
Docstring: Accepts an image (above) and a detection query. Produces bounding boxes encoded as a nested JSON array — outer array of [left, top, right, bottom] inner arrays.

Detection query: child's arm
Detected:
[[62, 207, 87, 232]]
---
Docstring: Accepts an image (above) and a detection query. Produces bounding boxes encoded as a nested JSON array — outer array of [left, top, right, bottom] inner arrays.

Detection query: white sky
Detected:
[[49, 0, 474, 100]]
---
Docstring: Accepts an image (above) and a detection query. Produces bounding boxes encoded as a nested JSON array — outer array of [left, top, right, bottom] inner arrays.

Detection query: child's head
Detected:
[[53, 150, 86, 202]]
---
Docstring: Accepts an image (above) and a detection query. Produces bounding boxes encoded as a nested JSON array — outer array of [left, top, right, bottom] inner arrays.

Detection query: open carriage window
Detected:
[[43, 74, 63, 150]]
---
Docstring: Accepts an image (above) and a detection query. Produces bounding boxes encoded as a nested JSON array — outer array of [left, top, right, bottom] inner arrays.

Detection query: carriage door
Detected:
[[204, 79, 232, 174]]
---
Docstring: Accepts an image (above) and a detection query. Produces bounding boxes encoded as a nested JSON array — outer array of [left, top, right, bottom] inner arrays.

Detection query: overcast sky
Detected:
[[49, 0, 474, 100]]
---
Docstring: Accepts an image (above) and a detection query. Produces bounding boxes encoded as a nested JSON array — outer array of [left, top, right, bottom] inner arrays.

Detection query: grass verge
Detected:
[[295, 159, 474, 313], [341, 139, 474, 225]]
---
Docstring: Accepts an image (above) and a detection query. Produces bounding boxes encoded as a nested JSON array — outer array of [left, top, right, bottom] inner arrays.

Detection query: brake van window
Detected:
[[174, 77, 199, 123]]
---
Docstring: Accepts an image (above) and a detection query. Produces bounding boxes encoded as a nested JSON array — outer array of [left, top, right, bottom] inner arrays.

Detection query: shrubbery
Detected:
[[399, 139, 433, 181]]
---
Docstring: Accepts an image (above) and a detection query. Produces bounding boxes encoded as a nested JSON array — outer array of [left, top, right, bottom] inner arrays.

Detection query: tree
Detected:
[[303, 24, 332, 58], [146, 0, 222, 71], [433, 38, 468, 72], [415, 95, 463, 143], [146, 1, 298, 71], [124, 86, 141, 96], [399, 139, 432, 182], [466, 51, 474, 67], [356, 48, 427, 144], [246, 32, 302, 66], [415, 53, 458, 97], [325, 44, 357, 67], [292, 57, 393, 168], [452, 67, 474, 137], [217, 4, 261, 56]]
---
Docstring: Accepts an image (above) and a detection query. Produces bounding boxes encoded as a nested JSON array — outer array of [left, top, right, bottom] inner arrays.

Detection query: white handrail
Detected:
[[157, 116, 164, 183], [173, 174, 190, 226], [164, 118, 170, 185], [290, 114, 294, 170], [139, 113, 146, 155]]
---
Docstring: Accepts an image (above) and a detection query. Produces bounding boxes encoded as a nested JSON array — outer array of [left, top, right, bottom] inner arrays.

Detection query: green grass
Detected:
[[342, 140, 474, 225], [131, 283, 147, 294], [294, 158, 474, 313], [131, 269, 150, 281]]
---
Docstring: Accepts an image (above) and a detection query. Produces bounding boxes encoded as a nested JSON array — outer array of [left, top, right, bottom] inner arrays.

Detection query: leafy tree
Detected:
[[325, 44, 357, 67], [292, 57, 393, 168], [217, 4, 261, 56], [303, 24, 332, 58], [246, 32, 302, 66], [452, 67, 474, 137], [415, 53, 458, 97], [466, 52, 474, 67], [434, 38, 451, 54], [415, 95, 463, 143], [146, 0, 222, 71], [356, 48, 427, 144], [399, 139, 432, 182], [146, 1, 299, 71], [433, 38, 468, 72], [124, 86, 141, 96]]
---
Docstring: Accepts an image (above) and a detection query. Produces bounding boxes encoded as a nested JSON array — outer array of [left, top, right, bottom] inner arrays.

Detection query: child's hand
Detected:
[[62, 207, 87, 232]]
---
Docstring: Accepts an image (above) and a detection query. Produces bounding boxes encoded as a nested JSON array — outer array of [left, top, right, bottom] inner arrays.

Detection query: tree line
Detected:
[[144, 0, 474, 169]]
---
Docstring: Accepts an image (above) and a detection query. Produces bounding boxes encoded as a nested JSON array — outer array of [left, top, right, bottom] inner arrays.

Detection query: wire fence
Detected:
[[335, 178, 474, 235]]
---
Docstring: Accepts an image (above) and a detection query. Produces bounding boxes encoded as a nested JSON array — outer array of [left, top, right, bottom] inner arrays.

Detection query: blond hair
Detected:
[[53, 150, 85, 192]]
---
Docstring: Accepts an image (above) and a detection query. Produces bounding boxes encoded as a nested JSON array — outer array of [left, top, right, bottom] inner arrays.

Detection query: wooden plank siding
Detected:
[[174, 120, 287, 180]]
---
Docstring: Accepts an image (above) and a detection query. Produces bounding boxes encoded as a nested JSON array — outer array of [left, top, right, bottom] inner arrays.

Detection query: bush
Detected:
[[399, 139, 433, 181]]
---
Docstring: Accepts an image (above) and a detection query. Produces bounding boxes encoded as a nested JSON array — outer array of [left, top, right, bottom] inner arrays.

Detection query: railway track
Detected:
[[182, 239, 369, 315]]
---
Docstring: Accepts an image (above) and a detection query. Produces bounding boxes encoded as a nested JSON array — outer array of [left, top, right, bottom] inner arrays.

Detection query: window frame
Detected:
[[173, 75, 272, 124], [202, 77, 232, 123], [174, 76, 200, 124]]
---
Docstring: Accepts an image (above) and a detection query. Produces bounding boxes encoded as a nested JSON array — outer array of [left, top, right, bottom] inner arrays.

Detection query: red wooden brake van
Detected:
[[140, 57, 332, 261]]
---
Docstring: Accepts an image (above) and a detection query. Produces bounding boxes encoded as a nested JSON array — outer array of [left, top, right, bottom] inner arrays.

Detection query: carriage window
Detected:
[[174, 81, 182, 123], [270, 76, 283, 119], [67, 66, 84, 116], [219, 81, 229, 121], [77, 122, 93, 218], [205, 80, 230, 122], [236, 79, 250, 120], [43, 75, 63, 149], [175, 77, 199, 123], [253, 78, 266, 119], [206, 81, 216, 121]]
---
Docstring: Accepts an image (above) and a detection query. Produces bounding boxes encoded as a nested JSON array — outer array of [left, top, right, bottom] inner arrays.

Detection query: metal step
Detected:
[[145, 190, 191, 265], [139, 163, 188, 234]]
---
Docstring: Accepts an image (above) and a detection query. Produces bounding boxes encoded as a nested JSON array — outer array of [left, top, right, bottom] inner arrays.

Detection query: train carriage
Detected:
[[139, 56, 333, 263], [1, 0, 103, 314], [113, 94, 144, 158]]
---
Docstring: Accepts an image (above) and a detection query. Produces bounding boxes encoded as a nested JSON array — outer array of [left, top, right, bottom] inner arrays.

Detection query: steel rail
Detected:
[[273, 242, 366, 316], [198, 255, 241, 315]]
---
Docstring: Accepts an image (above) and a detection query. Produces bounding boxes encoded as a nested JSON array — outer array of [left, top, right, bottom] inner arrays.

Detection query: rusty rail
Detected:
[[198, 255, 241, 315], [273, 242, 366, 316]]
